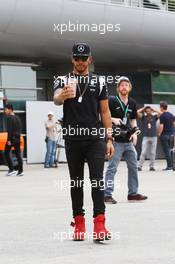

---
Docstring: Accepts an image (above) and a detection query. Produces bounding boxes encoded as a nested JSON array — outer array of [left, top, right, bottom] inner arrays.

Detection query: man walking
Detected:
[[104, 76, 147, 204], [158, 101, 175, 170], [137, 106, 160, 171], [4, 104, 23, 176], [54, 43, 114, 241]]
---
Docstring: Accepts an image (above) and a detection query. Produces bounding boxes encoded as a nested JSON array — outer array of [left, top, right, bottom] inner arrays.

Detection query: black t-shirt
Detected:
[[109, 95, 137, 142], [6, 114, 22, 142], [54, 73, 108, 140], [142, 114, 158, 137], [159, 111, 175, 135]]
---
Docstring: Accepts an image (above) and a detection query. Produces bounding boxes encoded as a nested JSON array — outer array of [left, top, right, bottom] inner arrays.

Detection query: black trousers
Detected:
[[160, 134, 172, 168], [5, 138, 23, 172], [65, 139, 106, 217]]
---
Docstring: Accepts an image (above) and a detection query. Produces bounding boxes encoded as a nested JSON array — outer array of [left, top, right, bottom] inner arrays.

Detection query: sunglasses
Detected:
[[73, 56, 89, 62]]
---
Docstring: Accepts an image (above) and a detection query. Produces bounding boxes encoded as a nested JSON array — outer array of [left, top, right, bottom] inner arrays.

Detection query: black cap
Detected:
[[72, 43, 91, 57]]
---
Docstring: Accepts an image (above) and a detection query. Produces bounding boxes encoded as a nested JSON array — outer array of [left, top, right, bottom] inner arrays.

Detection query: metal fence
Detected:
[[115, 0, 175, 11], [84, 0, 175, 12]]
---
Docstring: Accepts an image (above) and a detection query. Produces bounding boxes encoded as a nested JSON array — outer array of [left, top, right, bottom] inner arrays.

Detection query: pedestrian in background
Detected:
[[158, 101, 175, 170], [4, 104, 23, 176], [44, 111, 57, 168], [104, 76, 147, 204], [137, 106, 161, 171]]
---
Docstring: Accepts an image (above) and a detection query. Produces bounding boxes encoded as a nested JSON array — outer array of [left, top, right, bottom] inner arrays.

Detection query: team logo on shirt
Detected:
[[89, 80, 96, 88], [89, 80, 96, 92]]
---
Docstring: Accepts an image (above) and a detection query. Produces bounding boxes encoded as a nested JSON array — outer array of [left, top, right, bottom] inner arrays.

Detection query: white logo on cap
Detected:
[[77, 45, 85, 53]]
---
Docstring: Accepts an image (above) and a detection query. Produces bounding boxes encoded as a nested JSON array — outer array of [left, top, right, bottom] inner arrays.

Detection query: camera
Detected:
[[112, 123, 141, 141]]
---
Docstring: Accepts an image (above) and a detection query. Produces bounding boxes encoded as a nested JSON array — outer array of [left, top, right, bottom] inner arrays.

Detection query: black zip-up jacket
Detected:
[[6, 114, 22, 142]]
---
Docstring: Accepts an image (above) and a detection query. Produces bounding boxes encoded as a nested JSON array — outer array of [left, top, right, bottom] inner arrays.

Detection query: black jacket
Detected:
[[6, 114, 22, 142]]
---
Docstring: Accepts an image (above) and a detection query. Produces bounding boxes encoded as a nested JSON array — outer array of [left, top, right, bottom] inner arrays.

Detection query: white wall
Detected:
[[26, 101, 66, 163], [26, 102, 175, 163]]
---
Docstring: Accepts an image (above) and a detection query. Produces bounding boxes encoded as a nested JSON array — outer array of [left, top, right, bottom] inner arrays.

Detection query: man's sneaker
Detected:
[[6, 170, 17, 176], [128, 193, 148, 201], [162, 167, 173, 171], [49, 164, 56, 168], [150, 167, 156, 171], [16, 171, 24, 177], [137, 167, 142, 171], [70, 215, 86, 241], [93, 214, 111, 241], [104, 196, 117, 204]]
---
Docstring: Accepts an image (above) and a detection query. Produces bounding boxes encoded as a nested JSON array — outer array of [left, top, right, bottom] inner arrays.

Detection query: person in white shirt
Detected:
[[44, 111, 57, 168]]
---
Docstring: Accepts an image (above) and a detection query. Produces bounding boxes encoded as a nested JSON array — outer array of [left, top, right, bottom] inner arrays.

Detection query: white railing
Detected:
[[81, 0, 175, 12]]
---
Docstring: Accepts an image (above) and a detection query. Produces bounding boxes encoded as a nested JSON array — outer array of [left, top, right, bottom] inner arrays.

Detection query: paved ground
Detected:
[[0, 160, 175, 264]]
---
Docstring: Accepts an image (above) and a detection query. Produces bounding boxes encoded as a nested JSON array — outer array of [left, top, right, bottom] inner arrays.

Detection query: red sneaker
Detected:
[[70, 215, 86, 241], [93, 214, 111, 241]]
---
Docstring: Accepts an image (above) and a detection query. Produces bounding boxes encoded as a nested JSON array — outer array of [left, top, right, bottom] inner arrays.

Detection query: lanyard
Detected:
[[115, 95, 129, 118], [76, 77, 89, 97], [73, 73, 91, 103]]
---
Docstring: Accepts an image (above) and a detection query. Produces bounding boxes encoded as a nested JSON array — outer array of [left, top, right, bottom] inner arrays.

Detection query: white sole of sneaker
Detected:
[[6, 171, 17, 176], [16, 173, 24, 177]]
